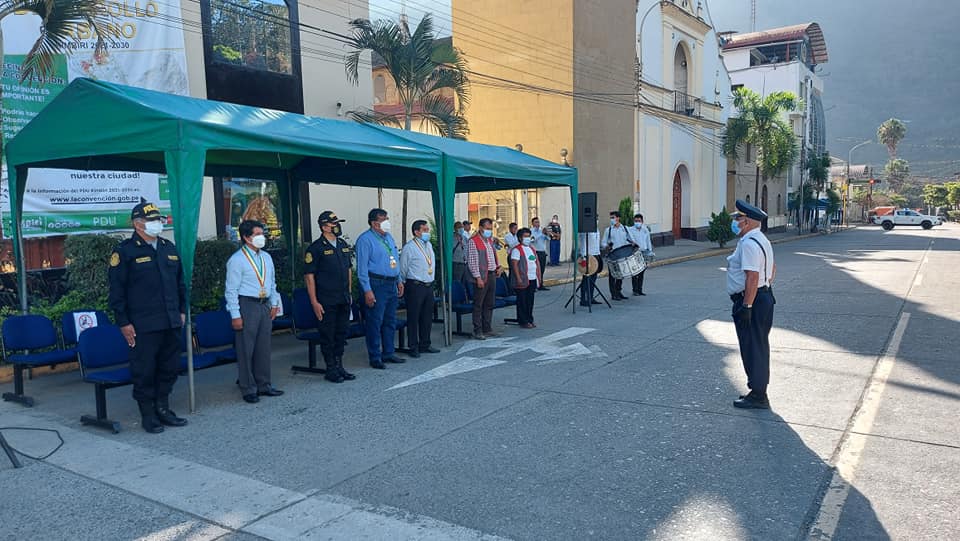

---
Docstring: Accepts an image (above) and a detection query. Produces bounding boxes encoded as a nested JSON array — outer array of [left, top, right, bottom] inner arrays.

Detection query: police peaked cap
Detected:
[[733, 199, 767, 221], [318, 210, 346, 226], [131, 198, 163, 220]]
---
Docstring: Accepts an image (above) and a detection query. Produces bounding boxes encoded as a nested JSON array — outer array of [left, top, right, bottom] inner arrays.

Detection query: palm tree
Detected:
[[1, 0, 109, 161], [344, 14, 470, 245], [877, 118, 907, 159], [806, 152, 831, 197], [723, 87, 800, 206]]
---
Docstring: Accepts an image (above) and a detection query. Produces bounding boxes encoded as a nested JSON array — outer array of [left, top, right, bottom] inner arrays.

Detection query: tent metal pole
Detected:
[[14, 167, 29, 313], [186, 306, 195, 413], [440, 200, 451, 346]]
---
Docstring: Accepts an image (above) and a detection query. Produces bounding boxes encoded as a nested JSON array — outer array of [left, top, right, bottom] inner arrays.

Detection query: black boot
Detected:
[[336, 357, 356, 381], [324, 357, 344, 383], [155, 396, 188, 427], [138, 401, 164, 434]]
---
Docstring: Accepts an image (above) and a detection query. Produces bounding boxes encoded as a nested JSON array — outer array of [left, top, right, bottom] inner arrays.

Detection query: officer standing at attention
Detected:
[[399, 219, 439, 358], [355, 208, 405, 369], [303, 211, 355, 383], [108, 199, 188, 434], [600, 210, 635, 301], [225, 220, 283, 403], [727, 199, 777, 409]]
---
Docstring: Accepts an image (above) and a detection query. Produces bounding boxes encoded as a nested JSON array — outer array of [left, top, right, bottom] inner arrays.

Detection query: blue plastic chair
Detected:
[[495, 276, 517, 306], [60, 310, 112, 349], [193, 310, 237, 367], [271, 293, 293, 331], [2, 314, 79, 407], [290, 288, 325, 374], [450, 282, 475, 336], [77, 324, 132, 433]]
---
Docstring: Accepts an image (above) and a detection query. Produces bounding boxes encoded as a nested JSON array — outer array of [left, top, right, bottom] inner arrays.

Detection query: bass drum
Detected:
[[577, 255, 601, 275], [606, 247, 646, 279]]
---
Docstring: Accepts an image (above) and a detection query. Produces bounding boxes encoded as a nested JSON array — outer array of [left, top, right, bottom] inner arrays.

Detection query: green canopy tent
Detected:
[[5, 78, 579, 409], [5, 78, 446, 411]]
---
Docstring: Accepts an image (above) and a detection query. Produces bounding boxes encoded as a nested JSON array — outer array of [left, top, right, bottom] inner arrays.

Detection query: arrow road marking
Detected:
[[387, 357, 508, 390]]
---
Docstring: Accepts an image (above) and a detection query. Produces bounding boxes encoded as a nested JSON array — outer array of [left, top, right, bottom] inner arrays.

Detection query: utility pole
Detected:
[[750, 0, 757, 32]]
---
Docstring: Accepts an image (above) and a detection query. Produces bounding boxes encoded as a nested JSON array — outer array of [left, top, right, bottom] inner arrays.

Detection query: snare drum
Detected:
[[606, 247, 646, 279]]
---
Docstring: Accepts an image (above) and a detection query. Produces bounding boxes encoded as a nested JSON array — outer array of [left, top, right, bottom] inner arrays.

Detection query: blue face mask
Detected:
[[420, 232, 431, 243], [610, 219, 617, 226], [482, 229, 493, 238], [731, 219, 741, 235]]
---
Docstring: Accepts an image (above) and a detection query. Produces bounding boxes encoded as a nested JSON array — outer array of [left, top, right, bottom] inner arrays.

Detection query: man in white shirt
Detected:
[[726, 200, 776, 409], [399, 220, 438, 358], [600, 211, 635, 300], [530, 217, 550, 291], [504, 222, 520, 250], [628, 213, 653, 296]]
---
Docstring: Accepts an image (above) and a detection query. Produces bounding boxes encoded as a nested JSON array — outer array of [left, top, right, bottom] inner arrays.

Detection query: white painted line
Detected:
[[914, 274, 923, 287], [0, 410, 506, 540], [807, 312, 911, 540], [388, 356, 507, 390]]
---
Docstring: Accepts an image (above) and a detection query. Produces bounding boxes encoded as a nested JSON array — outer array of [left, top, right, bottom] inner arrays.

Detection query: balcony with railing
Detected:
[[673, 91, 702, 117]]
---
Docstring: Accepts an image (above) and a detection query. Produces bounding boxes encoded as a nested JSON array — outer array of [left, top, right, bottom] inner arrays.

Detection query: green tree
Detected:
[[877, 118, 907, 159], [806, 152, 831, 197], [723, 87, 800, 205], [883, 158, 910, 193], [824, 187, 841, 229], [889, 194, 908, 208], [1, 0, 109, 163], [922, 184, 949, 210], [618, 197, 633, 222], [706, 207, 735, 248], [945, 181, 960, 209], [344, 14, 470, 246]]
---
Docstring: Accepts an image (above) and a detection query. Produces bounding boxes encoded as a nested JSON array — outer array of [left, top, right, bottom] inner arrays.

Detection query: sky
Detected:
[[369, 0, 960, 178]]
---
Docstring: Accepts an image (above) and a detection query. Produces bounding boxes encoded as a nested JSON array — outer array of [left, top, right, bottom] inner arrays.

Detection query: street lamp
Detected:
[[846, 140, 872, 225]]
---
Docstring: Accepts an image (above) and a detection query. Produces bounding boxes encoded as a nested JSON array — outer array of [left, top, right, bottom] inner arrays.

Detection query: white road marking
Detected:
[[387, 357, 507, 390], [914, 274, 923, 287], [1, 410, 506, 540], [393, 328, 602, 389], [807, 312, 911, 540]]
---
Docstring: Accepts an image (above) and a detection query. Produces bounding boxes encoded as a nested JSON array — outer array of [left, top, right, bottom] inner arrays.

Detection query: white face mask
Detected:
[[144, 220, 164, 237], [251, 234, 266, 249], [522, 237, 532, 246], [377, 219, 392, 232]]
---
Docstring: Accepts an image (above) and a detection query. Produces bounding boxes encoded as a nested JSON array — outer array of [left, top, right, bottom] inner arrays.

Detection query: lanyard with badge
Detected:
[[241, 245, 267, 298], [376, 233, 397, 269], [413, 238, 433, 275]]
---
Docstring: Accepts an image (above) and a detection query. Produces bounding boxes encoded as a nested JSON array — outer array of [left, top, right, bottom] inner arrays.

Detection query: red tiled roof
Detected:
[[722, 23, 828, 64]]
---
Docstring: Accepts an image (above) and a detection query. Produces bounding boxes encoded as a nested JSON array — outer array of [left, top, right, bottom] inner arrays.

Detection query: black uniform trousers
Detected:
[[631, 269, 646, 294], [732, 288, 775, 395], [404, 280, 434, 351], [608, 275, 624, 298], [130, 327, 180, 403], [536, 251, 548, 287], [318, 302, 350, 360], [515, 280, 537, 325]]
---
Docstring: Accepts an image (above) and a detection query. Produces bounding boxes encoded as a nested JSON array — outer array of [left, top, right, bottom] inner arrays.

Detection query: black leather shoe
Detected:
[[155, 408, 188, 427], [733, 394, 770, 409], [632, 292, 642, 296], [408, 350, 421, 358], [639, 292, 647, 296], [243, 394, 260, 403], [384, 356, 405, 364], [370, 362, 387, 369], [421, 347, 441, 354], [336, 358, 356, 380], [258, 387, 284, 397], [325, 371, 344, 383], [538, 287, 550, 291]]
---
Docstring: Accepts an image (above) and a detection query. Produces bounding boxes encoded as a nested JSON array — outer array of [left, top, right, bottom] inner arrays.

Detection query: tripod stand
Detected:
[[565, 230, 610, 312], [1, 432, 23, 468]]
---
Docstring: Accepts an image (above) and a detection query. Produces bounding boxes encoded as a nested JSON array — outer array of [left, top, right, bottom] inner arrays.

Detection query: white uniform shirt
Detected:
[[504, 232, 519, 250], [577, 232, 600, 256], [531, 227, 548, 252], [628, 224, 653, 251], [726, 228, 774, 295], [601, 224, 632, 250]]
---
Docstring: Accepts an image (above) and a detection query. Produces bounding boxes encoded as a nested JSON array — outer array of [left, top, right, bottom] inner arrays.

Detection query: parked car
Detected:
[[872, 209, 943, 230]]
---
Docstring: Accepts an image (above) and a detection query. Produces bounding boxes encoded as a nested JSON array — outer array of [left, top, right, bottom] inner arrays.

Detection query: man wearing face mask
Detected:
[[225, 220, 283, 403], [530, 217, 550, 291], [399, 220, 438, 358], [727, 200, 777, 409], [452, 221, 468, 286], [628, 213, 653, 296], [302, 211, 355, 383], [466, 217, 502, 340], [355, 208, 404, 369], [600, 211, 635, 301], [108, 199, 188, 433]]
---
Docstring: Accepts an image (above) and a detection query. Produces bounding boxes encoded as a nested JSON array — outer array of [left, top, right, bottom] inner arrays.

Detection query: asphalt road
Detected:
[[1, 223, 957, 540]]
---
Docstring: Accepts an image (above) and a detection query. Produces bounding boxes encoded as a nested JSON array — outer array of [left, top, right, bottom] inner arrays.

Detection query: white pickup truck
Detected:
[[872, 209, 943, 230]]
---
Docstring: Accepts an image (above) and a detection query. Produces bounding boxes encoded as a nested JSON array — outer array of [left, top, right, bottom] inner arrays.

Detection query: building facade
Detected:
[[636, 0, 731, 243], [720, 23, 829, 230]]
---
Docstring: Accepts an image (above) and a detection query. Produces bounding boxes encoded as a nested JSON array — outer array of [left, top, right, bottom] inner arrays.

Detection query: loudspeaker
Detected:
[[578, 192, 598, 232]]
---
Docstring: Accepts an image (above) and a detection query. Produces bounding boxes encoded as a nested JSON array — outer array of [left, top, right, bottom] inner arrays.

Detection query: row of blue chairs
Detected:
[[450, 276, 517, 335]]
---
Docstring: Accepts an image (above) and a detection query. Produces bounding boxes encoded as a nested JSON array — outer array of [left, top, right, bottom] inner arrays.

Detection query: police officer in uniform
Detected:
[[726, 200, 777, 409], [303, 211, 356, 383], [108, 200, 188, 433]]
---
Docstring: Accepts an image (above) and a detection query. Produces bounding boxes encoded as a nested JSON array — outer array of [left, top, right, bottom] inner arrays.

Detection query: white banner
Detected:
[[1, 1, 189, 237]]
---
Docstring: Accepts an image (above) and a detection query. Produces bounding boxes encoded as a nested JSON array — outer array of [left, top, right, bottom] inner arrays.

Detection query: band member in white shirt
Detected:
[[628, 213, 653, 296], [600, 211, 635, 301]]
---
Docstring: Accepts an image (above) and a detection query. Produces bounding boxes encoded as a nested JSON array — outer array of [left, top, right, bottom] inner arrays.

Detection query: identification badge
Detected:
[[390, 256, 397, 269], [323, 249, 334, 255], [135, 256, 152, 264]]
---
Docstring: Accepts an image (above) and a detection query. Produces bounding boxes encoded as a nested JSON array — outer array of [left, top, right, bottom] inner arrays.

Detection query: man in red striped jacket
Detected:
[[466, 217, 502, 340]]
